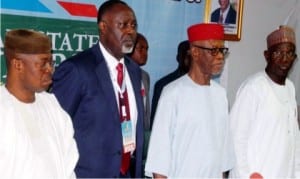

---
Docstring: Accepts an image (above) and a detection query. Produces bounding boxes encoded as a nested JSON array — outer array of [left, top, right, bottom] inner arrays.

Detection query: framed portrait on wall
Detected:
[[204, 0, 244, 41]]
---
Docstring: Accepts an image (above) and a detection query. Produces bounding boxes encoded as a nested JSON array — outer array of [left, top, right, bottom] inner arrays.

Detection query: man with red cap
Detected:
[[230, 25, 300, 178], [145, 23, 234, 178]]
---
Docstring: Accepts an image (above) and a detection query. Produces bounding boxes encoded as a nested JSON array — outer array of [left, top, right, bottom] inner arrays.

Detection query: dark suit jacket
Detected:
[[52, 44, 144, 178], [150, 68, 184, 128], [141, 69, 150, 131], [211, 5, 237, 24]]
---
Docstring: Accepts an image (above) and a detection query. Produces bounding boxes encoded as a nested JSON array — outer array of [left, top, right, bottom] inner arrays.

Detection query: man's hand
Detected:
[[153, 173, 167, 179]]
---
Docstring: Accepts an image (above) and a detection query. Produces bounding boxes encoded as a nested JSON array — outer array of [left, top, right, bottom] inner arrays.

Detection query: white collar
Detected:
[[98, 41, 125, 72]]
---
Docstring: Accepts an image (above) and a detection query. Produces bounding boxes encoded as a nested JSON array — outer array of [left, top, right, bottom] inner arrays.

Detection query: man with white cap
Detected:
[[145, 23, 235, 178], [0, 29, 78, 178], [230, 25, 300, 178]]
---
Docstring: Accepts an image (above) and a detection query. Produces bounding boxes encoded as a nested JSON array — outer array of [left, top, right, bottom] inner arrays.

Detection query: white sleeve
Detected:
[[145, 88, 175, 177], [229, 83, 258, 177], [221, 107, 235, 172], [52, 95, 79, 179], [63, 111, 79, 178], [295, 108, 300, 177]]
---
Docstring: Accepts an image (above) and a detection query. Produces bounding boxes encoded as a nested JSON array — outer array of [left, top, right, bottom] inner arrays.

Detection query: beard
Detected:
[[121, 43, 134, 54]]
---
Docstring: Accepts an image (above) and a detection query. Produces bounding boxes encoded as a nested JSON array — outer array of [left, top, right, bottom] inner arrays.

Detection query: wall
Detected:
[[1, 0, 299, 109], [226, 0, 300, 107], [0, 0, 204, 92]]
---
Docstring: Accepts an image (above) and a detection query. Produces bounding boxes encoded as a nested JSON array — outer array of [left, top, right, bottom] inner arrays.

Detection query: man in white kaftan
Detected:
[[230, 72, 300, 177], [0, 86, 79, 178], [0, 29, 79, 178], [145, 23, 235, 178], [145, 75, 234, 177], [230, 26, 300, 178]]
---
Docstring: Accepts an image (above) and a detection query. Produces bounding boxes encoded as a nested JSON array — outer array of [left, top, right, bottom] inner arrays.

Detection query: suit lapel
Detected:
[[125, 58, 141, 105], [92, 45, 120, 122], [125, 57, 143, 128]]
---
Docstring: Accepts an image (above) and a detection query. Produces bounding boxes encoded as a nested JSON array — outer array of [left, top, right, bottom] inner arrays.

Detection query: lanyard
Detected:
[[116, 69, 126, 99]]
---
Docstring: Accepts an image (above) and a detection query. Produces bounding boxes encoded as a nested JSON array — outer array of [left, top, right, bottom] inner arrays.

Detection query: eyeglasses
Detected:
[[192, 45, 229, 56], [271, 51, 297, 60], [36, 60, 55, 71], [16, 57, 54, 71]]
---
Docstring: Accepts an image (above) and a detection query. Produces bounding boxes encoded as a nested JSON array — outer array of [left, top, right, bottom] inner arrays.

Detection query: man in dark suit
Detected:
[[150, 40, 190, 128], [127, 33, 150, 177], [128, 33, 150, 131], [51, 0, 144, 178], [211, 0, 237, 24]]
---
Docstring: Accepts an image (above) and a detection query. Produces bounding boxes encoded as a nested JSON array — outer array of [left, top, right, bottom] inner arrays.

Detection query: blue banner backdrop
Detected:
[[0, 0, 205, 99]]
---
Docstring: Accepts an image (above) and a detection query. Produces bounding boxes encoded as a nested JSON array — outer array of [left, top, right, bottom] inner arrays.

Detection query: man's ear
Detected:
[[264, 50, 270, 62], [12, 58, 23, 72], [98, 21, 107, 34], [190, 46, 200, 59]]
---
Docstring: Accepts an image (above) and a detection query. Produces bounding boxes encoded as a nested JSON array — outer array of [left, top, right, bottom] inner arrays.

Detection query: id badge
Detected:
[[121, 120, 135, 153]]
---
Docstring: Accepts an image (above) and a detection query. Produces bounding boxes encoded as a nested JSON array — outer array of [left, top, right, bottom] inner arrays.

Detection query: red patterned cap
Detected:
[[187, 23, 224, 42], [267, 25, 295, 48]]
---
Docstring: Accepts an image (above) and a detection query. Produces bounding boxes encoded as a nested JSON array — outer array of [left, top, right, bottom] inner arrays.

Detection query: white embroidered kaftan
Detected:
[[0, 86, 78, 178], [230, 72, 300, 178], [145, 75, 235, 178]]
